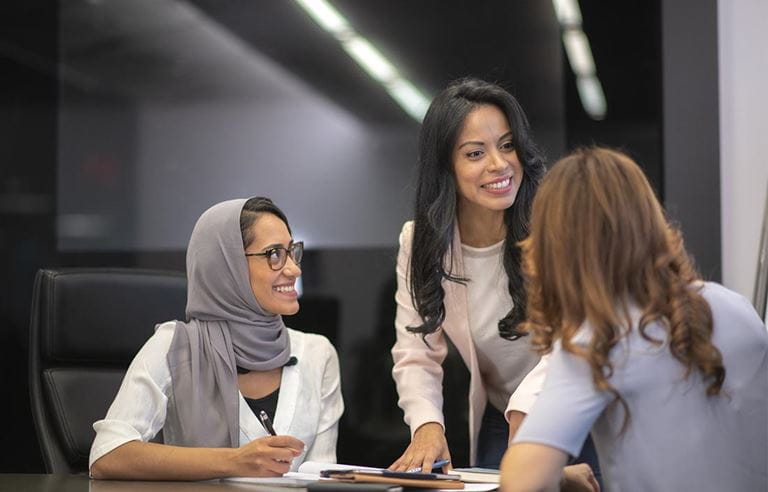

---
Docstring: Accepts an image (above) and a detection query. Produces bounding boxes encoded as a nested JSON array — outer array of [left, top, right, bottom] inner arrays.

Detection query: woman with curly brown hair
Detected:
[[500, 147, 767, 491]]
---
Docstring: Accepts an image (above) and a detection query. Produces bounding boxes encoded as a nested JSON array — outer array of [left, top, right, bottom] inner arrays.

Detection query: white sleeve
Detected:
[[304, 339, 344, 463], [512, 341, 611, 457], [88, 322, 176, 469], [505, 353, 549, 418], [390, 222, 448, 435]]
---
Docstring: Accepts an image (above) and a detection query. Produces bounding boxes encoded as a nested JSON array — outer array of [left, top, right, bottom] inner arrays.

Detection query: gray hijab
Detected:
[[164, 198, 291, 448]]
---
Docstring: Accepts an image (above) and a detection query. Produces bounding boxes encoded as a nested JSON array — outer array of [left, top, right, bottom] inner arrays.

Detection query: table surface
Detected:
[[0, 474, 293, 492]]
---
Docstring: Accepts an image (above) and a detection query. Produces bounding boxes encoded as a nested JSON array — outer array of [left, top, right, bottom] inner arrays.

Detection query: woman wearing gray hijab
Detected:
[[89, 197, 344, 480]]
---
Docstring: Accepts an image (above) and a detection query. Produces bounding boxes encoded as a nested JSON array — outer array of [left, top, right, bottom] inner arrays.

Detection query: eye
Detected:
[[466, 149, 484, 159], [500, 140, 515, 151], [266, 248, 282, 264]]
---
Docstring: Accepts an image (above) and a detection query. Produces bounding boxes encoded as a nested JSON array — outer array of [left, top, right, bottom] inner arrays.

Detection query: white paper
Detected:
[[446, 484, 499, 492], [417, 484, 499, 492], [224, 463, 499, 491], [223, 472, 320, 486], [297, 461, 384, 476]]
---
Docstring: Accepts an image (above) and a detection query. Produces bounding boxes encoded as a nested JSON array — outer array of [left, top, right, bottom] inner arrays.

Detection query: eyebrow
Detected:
[[260, 240, 294, 252], [457, 132, 515, 150], [457, 140, 485, 150]]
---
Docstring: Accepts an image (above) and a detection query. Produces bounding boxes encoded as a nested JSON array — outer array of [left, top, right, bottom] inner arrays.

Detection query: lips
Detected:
[[480, 175, 515, 195], [481, 177, 512, 190], [273, 283, 297, 297]]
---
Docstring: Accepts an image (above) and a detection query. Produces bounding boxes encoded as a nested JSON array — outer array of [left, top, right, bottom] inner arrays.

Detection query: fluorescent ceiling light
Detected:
[[294, 0, 430, 121], [552, 0, 582, 26], [342, 36, 397, 82], [293, 0, 349, 36], [562, 29, 595, 77], [552, 0, 606, 120], [576, 75, 606, 120], [386, 79, 431, 121]]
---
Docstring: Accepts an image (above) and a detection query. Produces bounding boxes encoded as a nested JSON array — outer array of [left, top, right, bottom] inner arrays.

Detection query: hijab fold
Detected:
[[164, 199, 291, 448]]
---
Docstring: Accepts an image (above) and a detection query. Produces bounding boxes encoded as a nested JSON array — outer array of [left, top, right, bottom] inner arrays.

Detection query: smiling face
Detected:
[[244, 213, 301, 315], [452, 104, 524, 215]]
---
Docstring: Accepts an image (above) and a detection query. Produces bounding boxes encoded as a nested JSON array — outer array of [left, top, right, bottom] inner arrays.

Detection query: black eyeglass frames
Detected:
[[245, 241, 304, 271]]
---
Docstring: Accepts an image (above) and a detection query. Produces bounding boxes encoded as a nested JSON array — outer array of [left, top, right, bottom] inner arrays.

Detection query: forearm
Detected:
[[507, 410, 526, 445], [391, 336, 447, 432], [90, 440, 236, 481], [500, 444, 565, 492]]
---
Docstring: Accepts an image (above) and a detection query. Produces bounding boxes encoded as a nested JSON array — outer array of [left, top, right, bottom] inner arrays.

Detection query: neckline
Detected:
[[461, 239, 505, 257], [244, 386, 280, 403]]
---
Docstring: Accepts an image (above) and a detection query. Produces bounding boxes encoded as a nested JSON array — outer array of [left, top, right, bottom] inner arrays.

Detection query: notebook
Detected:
[[450, 468, 500, 484]]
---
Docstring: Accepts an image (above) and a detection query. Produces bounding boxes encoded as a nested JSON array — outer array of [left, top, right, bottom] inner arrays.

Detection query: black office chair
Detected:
[[28, 268, 187, 473]]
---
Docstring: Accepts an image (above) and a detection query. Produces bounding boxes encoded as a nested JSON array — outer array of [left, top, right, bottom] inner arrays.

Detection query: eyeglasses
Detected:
[[245, 241, 304, 271]]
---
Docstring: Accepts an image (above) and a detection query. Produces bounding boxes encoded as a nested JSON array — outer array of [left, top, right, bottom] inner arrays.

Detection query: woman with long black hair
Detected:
[[389, 78, 597, 477]]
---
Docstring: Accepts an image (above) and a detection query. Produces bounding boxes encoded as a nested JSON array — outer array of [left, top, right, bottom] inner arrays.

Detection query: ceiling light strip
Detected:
[[294, 0, 430, 121], [552, 0, 606, 120]]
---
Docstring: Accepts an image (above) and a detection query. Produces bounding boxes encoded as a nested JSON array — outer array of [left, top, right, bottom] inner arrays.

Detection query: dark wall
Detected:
[[661, 0, 721, 281], [0, 3, 57, 472], [564, 0, 663, 194]]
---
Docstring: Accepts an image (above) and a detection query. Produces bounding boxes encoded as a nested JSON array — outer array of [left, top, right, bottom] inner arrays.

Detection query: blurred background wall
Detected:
[[718, 0, 768, 300], [2, 0, 761, 472]]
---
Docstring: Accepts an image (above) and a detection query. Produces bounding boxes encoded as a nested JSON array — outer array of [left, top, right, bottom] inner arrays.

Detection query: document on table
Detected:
[[223, 472, 319, 487], [222, 462, 380, 487], [223, 461, 499, 491], [451, 467, 501, 484]]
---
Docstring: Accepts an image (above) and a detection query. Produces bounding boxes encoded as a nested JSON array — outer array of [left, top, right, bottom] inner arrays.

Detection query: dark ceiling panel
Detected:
[[188, 0, 561, 127]]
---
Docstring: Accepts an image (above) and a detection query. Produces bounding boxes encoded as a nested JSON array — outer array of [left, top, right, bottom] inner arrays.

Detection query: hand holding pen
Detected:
[[229, 409, 302, 475], [230, 433, 304, 476], [258, 410, 278, 436], [258, 410, 289, 463]]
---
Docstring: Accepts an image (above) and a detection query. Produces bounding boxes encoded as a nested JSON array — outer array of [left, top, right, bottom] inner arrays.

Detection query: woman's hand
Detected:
[[389, 422, 451, 473], [561, 463, 600, 492], [230, 435, 305, 477]]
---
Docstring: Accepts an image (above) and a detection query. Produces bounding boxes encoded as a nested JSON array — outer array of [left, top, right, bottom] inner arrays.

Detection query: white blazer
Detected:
[[89, 323, 343, 471]]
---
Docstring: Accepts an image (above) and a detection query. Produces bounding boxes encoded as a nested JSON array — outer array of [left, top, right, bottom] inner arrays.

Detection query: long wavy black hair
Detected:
[[408, 77, 545, 341]]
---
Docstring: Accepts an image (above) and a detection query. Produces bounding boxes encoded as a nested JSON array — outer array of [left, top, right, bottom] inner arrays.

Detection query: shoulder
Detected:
[[699, 281, 763, 326], [287, 329, 338, 365], [135, 320, 178, 361], [699, 281, 753, 312], [699, 281, 767, 340], [120, 320, 178, 388], [399, 220, 415, 247]]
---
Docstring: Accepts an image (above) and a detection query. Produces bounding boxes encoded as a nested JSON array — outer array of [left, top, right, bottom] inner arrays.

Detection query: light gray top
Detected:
[[514, 282, 768, 492]]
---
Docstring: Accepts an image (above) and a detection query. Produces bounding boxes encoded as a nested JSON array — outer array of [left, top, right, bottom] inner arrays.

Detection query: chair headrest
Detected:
[[35, 269, 187, 364]]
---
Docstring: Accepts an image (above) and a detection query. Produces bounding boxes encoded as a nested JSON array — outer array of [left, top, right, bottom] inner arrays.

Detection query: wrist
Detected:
[[414, 422, 444, 436], [216, 447, 239, 477]]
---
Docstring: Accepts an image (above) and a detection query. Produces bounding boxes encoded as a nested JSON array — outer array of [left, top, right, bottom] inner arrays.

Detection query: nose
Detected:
[[282, 255, 302, 277], [486, 148, 508, 173]]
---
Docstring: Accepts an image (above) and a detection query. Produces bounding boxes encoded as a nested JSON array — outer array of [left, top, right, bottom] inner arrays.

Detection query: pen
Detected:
[[258, 410, 277, 436], [407, 458, 451, 473]]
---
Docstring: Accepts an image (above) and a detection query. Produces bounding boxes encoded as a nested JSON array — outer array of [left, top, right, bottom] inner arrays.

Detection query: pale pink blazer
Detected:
[[391, 221, 547, 465]]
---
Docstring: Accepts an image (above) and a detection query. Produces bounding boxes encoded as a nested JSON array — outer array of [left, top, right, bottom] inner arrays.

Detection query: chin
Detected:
[[281, 302, 300, 316], [286, 306, 300, 316], [483, 198, 516, 211], [496, 193, 519, 210]]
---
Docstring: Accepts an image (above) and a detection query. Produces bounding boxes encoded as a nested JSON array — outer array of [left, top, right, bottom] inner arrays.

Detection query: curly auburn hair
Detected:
[[521, 147, 725, 428]]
